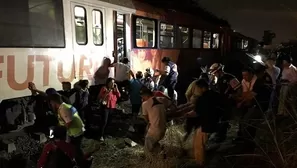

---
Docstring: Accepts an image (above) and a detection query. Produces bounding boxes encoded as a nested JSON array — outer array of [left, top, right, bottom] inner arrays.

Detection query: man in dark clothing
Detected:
[[161, 57, 178, 102], [186, 79, 223, 166], [209, 63, 241, 143], [73, 80, 89, 122], [59, 82, 77, 101], [236, 67, 272, 141]]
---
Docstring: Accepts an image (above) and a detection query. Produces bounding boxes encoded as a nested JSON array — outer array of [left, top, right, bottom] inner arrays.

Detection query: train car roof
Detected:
[[138, 0, 230, 27]]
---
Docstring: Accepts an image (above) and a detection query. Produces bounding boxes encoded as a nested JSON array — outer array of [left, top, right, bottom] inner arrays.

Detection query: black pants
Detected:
[[215, 122, 229, 142], [70, 134, 84, 165], [131, 104, 141, 116], [237, 107, 262, 139], [78, 110, 85, 122], [100, 108, 114, 137], [116, 80, 130, 101], [166, 80, 177, 101]]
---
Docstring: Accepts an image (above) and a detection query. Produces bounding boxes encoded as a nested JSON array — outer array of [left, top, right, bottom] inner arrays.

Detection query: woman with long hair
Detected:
[[98, 77, 120, 141]]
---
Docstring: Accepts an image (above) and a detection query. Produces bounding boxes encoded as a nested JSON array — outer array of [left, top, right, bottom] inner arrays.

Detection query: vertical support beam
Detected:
[[113, 10, 118, 63]]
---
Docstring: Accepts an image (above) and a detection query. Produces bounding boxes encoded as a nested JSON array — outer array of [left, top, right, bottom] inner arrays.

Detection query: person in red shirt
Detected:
[[153, 86, 169, 99], [38, 126, 76, 168], [98, 77, 121, 141]]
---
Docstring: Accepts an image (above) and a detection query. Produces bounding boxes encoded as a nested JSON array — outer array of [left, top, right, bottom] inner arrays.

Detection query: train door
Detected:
[[113, 11, 131, 63], [71, 2, 106, 81]]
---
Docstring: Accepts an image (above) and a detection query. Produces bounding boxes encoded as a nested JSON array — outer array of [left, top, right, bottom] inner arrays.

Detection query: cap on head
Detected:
[[161, 57, 170, 63], [45, 88, 58, 95]]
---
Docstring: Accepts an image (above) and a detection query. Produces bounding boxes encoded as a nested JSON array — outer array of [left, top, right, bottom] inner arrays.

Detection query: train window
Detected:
[[212, 33, 220, 49], [74, 6, 87, 45], [0, 0, 64, 48], [193, 29, 202, 48], [243, 40, 249, 49], [135, 18, 155, 48], [160, 23, 175, 48], [203, 31, 211, 49], [177, 26, 189, 48], [92, 10, 103, 45], [237, 39, 248, 49]]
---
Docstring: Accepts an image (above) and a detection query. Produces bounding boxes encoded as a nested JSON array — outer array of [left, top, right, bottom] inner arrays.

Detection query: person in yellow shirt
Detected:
[[48, 94, 85, 165]]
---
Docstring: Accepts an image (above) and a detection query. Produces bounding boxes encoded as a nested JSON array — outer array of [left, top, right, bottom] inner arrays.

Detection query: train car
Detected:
[[0, 0, 252, 131]]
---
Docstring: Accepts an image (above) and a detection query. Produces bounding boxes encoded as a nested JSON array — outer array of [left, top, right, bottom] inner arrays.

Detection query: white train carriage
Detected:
[[0, 0, 135, 101]]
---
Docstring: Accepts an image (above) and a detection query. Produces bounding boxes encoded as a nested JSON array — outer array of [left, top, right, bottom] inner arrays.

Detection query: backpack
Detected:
[[44, 142, 78, 168]]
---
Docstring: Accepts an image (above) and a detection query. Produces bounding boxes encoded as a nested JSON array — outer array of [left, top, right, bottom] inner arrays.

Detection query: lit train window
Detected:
[[193, 29, 202, 48], [92, 10, 103, 45], [243, 40, 249, 49], [203, 31, 211, 49], [135, 18, 155, 48], [0, 0, 64, 48], [236, 39, 248, 49], [74, 6, 87, 45], [212, 33, 220, 49], [177, 26, 189, 48], [159, 23, 175, 48]]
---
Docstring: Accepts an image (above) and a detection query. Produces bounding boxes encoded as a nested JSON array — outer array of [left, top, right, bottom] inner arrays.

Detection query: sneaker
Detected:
[[100, 137, 104, 141]]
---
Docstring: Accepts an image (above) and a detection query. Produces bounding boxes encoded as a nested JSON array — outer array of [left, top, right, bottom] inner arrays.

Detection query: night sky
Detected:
[[198, 0, 297, 43]]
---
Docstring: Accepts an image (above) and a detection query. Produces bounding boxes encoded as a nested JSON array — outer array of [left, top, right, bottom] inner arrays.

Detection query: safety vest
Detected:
[[58, 103, 85, 137]]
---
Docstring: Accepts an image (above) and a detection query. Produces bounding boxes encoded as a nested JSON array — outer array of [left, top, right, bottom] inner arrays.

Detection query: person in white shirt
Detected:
[[265, 58, 280, 110], [161, 57, 178, 101], [278, 56, 297, 115], [113, 58, 133, 82], [112, 57, 134, 100], [141, 87, 171, 155]]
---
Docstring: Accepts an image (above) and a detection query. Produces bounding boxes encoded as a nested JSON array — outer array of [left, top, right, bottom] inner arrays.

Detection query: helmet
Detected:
[[209, 63, 223, 74]]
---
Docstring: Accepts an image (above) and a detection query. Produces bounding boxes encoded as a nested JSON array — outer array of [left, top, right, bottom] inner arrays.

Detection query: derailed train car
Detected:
[[0, 0, 255, 132]]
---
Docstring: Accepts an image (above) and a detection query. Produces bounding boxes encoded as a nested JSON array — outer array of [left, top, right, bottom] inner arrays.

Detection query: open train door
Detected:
[[70, 1, 107, 83], [112, 10, 133, 68]]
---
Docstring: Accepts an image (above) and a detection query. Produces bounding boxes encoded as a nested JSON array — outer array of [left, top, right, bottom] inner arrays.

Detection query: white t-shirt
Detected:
[[142, 97, 170, 140], [282, 64, 297, 83], [164, 88, 178, 101], [115, 62, 130, 81]]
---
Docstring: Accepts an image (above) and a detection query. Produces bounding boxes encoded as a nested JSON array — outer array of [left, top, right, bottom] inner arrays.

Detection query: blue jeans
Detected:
[[100, 108, 114, 137]]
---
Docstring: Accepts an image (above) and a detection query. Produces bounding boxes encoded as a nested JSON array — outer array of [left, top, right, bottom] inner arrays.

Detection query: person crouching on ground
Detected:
[[47, 94, 85, 165], [185, 79, 223, 167], [38, 126, 76, 168], [98, 77, 121, 141], [140, 87, 172, 156]]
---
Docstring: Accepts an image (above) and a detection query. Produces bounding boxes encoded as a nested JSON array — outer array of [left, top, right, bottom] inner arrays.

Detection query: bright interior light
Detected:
[[49, 129, 54, 138], [254, 55, 262, 62]]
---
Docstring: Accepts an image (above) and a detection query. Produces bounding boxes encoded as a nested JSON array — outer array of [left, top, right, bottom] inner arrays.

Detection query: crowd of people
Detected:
[[26, 52, 297, 168]]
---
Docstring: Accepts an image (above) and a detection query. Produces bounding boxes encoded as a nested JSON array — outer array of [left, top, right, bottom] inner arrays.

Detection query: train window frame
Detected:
[[74, 6, 88, 45], [176, 25, 190, 49], [203, 31, 212, 49], [159, 22, 175, 49], [132, 15, 157, 49], [0, 0, 65, 48], [192, 29, 203, 49], [212, 33, 220, 49], [92, 9, 104, 46]]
